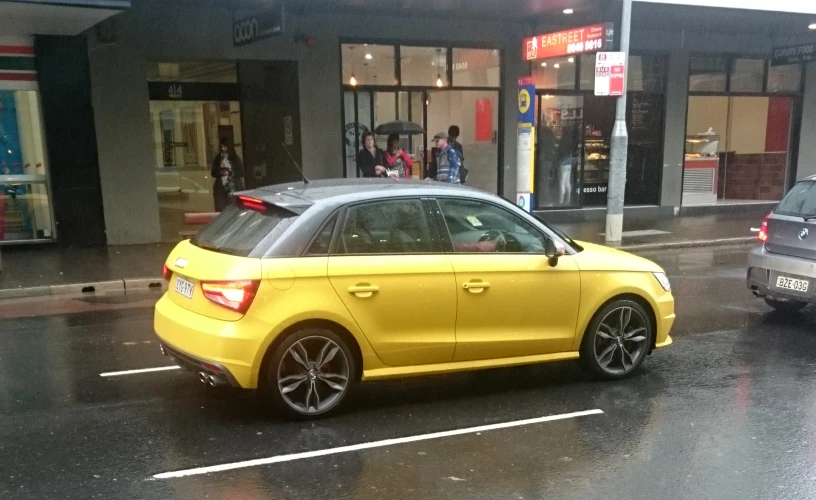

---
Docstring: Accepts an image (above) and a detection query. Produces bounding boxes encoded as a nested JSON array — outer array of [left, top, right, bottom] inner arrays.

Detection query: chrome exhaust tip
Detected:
[[207, 374, 228, 387], [198, 371, 209, 384]]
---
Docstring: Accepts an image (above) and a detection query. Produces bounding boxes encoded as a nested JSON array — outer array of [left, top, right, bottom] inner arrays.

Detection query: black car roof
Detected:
[[246, 178, 495, 210]]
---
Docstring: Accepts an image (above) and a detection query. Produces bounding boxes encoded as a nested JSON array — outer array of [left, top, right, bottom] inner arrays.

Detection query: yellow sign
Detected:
[[518, 89, 531, 114]]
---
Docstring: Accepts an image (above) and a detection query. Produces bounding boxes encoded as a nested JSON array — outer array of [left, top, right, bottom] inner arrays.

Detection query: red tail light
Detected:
[[238, 196, 266, 211], [758, 212, 771, 242], [201, 280, 260, 313], [163, 264, 172, 281]]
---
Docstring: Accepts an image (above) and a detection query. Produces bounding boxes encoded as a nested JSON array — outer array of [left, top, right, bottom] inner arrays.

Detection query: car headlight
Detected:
[[653, 272, 671, 292]]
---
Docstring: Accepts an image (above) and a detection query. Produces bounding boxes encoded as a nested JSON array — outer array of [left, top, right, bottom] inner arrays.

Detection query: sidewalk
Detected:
[[0, 213, 761, 298]]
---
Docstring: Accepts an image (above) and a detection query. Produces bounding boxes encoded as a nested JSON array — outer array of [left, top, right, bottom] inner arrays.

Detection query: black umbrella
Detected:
[[374, 120, 425, 136]]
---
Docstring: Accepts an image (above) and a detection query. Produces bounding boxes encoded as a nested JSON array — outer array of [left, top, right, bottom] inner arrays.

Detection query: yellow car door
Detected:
[[433, 197, 581, 362], [328, 198, 457, 367]]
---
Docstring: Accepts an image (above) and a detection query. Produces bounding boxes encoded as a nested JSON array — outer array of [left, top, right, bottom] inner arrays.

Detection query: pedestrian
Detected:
[[432, 131, 462, 184], [210, 138, 245, 212], [382, 134, 413, 179], [355, 131, 387, 178], [448, 125, 468, 184]]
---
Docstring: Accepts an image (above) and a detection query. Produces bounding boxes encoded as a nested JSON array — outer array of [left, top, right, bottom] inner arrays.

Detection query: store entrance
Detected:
[[535, 93, 612, 209]]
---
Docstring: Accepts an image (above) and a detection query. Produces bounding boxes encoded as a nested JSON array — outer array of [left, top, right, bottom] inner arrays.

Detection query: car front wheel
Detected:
[[266, 329, 357, 420], [579, 299, 654, 380]]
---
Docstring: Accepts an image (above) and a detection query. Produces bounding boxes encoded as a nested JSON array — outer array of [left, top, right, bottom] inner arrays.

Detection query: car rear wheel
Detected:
[[764, 298, 807, 313], [579, 299, 653, 380], [266, 329, 357, 420]]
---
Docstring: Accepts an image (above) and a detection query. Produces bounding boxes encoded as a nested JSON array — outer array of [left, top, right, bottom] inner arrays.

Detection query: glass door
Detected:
[[150, 100, 242, 241], [535, 94, 584, 208]]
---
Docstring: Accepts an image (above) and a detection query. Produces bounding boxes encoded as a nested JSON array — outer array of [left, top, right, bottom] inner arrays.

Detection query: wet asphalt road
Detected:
[[3, 245, 816, 500]]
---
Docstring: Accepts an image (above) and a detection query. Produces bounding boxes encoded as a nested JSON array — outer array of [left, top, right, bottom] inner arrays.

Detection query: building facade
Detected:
[[0, 0, 814, 245]]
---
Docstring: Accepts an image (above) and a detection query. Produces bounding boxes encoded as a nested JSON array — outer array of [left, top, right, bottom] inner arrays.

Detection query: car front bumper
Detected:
[[747, 244, 816, 304]]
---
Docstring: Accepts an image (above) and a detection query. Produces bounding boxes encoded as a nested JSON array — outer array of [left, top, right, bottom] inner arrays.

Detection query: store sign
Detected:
[[517, 193, 532, 213], [233, 4, 285, 47], [771, 43, 816, 66], [523, 23, 614, 62], [594, 52, 626, 96], [147, 82, 240, 101]]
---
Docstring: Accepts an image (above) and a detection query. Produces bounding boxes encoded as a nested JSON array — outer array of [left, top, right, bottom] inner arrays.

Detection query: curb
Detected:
[[0, 237, 757, 301], [619, 236, 757, 252], [0, 277, 166, 301]]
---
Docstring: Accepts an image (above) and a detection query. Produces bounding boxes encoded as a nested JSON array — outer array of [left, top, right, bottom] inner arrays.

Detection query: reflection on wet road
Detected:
[[2, 245, 816, 500]]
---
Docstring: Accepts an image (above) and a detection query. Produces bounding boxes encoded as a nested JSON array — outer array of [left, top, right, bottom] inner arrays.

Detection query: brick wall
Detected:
[[718, 152, 787, 201]]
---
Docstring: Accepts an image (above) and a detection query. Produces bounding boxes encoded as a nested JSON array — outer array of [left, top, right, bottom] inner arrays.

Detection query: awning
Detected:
[[0, 0, 130, 36]]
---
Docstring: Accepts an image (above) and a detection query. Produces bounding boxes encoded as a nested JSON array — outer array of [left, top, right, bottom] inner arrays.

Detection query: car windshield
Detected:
[[775, 180, 816, 219], [192, 203, 297, 257]]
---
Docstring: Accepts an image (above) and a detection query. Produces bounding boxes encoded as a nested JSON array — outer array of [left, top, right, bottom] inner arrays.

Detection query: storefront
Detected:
[[0, 37, 55, 243], [340, 42, 503, 194], [682, 55, 804, 206], [522, 24, 668, 211]]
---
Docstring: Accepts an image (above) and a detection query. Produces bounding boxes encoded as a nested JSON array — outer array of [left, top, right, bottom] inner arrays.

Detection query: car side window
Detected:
[[436, 198, 550, 254], [305, 213, 339, 256], [338, 199, 436, 255]]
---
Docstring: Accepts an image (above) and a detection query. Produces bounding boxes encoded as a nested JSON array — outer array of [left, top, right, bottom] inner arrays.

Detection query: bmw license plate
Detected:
[[774, 276, 809, 294], [174, 276, 195, 299]]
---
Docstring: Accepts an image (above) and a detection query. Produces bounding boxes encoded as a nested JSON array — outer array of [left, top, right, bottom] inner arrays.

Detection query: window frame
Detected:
[[429, 196, 560, 255], [302, 210, 342, 257], [330, 197, 445, 256]]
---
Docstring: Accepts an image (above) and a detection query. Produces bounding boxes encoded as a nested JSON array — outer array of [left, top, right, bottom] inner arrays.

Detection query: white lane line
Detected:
[[100, 366, 181, 377], [153, 408, 604, 479]]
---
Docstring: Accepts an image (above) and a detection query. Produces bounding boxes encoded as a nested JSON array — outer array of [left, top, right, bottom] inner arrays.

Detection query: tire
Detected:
[[579, 299, 654, 381], [265, 328, 357, 420], [764, 298, 807, 313]]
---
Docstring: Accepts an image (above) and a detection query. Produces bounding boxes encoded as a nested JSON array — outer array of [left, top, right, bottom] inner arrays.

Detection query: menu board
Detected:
[[627, 93, 664, 144]]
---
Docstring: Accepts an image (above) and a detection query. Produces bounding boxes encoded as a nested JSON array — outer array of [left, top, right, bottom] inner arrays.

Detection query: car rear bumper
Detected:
[[154, 294, 263, 388], [747, 244, 816, 304]]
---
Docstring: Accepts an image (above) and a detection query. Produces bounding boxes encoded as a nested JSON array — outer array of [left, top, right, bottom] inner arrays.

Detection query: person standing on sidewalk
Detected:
[[355, 131, 387, 178], [448, 125, 468, 184], [383, 134, 413, 179], [432, 131, 462, 184], [211, 138, 245, 212]]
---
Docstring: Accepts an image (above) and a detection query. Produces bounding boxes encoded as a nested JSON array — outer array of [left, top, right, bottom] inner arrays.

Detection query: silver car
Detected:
[[748, 176, 816, 312]]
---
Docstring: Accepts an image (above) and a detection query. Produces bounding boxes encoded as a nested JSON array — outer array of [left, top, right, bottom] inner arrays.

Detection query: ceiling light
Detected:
[[563, 8, 574, 14], [554, 63, 560, 69], [436, 76, 443, 87], [568, 57, 575, 63], [349, 75, 357, 86], [541, 62, 548, 67], [809, 22, 816, 30], [365, 53, 373, 60]]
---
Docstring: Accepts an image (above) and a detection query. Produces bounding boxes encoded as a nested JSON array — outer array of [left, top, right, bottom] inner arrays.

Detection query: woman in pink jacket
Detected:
[[382, 134, 413, 179]]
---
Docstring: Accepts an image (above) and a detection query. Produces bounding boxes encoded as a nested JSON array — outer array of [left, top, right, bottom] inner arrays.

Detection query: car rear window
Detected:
[[192, 204, 297, 257], [776, 180, 816, 218]]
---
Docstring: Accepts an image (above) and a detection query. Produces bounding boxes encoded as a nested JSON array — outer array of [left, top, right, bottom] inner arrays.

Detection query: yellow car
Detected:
[[155, 179, 674, 419]]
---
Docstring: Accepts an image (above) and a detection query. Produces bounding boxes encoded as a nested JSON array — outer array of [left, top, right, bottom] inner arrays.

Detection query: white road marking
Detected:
[[100, 366, 181, 377], [153, 408, 604, 479]]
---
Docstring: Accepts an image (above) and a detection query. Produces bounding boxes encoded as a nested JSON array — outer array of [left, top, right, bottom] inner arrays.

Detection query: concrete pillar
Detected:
[[660, 50, 690, 210], [796, 63, 816, 180]]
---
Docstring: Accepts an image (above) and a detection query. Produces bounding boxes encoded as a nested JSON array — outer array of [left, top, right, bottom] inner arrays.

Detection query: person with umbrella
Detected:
[[382, 133, 413, 179]]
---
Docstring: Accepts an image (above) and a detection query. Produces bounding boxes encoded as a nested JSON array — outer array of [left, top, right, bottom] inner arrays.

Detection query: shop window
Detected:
[[533, 56, 576, 90], [452, 48, 500, 88], [767, 64, 801, 93], [401, 46, 448, 87], [684, 95, 791, 205], [342, 44, 396, 86], [147, 62, 237, 83], [579, 55, 595, 90], [689, 57, 728, 92], [729, 59, 765, 93], [0, 90, 54, 242]]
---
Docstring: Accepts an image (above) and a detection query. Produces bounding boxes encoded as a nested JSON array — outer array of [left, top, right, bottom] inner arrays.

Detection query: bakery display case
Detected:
[[683, 133, 720, 205]]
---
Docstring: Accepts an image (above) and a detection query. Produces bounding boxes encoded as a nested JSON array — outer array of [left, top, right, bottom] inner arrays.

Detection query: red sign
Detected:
[[523, 23, 614, 61], [610, 63, 625, 96]]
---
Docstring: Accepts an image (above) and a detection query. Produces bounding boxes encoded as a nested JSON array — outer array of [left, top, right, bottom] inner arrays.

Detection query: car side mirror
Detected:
[[547, 240, 566, 267]]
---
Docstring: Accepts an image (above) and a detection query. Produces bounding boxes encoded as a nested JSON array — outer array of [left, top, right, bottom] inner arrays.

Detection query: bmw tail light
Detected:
[[758, 212, 771, 243], [201, 280, 260, 313]]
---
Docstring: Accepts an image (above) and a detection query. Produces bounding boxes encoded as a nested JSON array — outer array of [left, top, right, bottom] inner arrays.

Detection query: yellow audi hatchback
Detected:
[[155, 179, 674, 419]]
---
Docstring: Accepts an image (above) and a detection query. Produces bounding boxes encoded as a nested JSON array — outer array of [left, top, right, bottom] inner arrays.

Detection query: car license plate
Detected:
[[175, 276, 195, 299], [774, 276, 809, 293]]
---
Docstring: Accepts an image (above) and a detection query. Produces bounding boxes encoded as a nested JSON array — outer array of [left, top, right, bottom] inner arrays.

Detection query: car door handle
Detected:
[[463, 281, 490, 293], [348, 284, 380, 298]]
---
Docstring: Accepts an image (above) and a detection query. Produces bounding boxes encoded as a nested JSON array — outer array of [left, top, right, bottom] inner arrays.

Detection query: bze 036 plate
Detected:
[[175, 276, 195, 299]]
